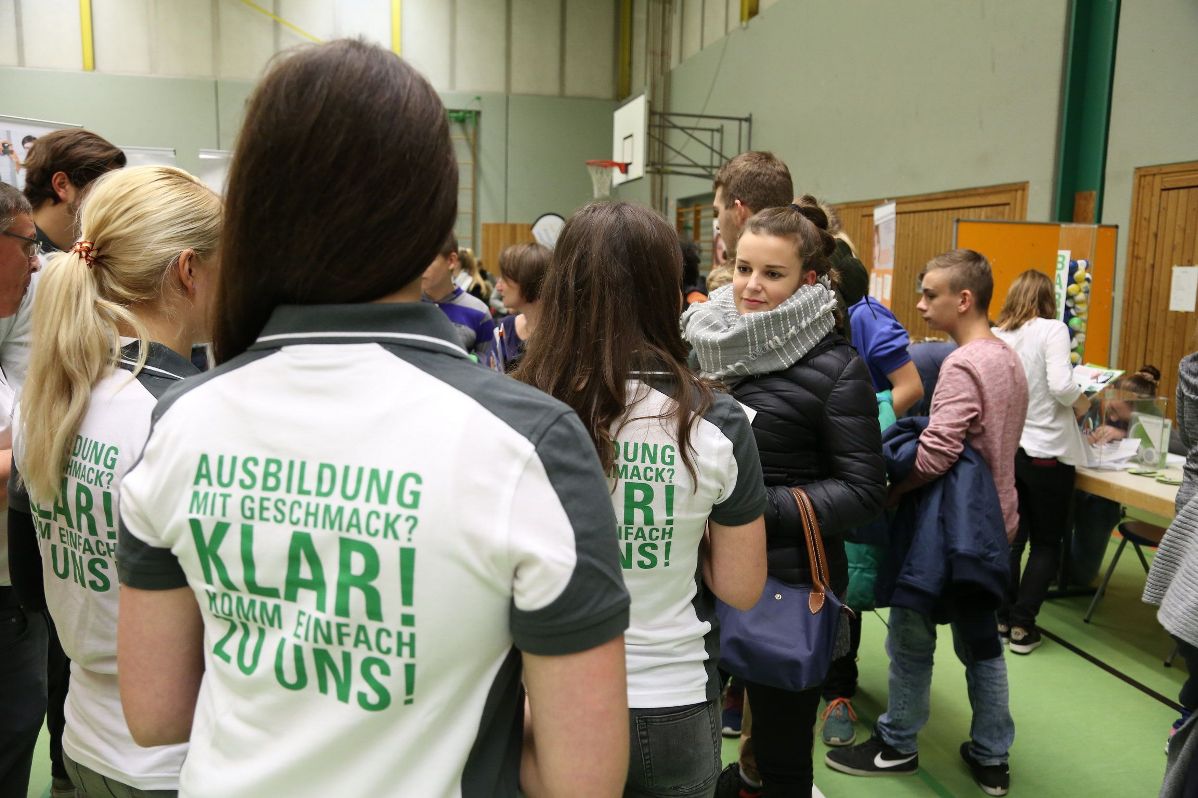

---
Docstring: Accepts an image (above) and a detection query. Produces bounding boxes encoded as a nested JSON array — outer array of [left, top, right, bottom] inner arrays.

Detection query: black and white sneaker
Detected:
[[1009, 626, 1042, 654], [960, 742, 1010, 795], [825, 734, 918, 776]]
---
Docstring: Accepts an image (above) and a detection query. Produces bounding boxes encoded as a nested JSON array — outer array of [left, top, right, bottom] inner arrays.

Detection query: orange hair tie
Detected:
[[71, 240, 96, 268]]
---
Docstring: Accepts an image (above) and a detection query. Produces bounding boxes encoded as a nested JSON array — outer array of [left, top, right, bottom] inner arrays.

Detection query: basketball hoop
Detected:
[[586, 160, 630, 200]]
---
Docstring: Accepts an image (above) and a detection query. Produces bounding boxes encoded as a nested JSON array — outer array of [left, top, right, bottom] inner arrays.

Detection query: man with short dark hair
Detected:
[[711, 151, 793, 257], [422, 232, 495, 359], [22, 128, 126, 254], [0, 181, 47, 798]]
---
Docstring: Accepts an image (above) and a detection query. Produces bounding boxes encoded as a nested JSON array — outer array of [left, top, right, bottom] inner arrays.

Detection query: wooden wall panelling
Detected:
[[832, 182, 1029, 340], [1118, 161, 1198, 411], [481, 222, 534, 275], [675, 202, 717, 271]]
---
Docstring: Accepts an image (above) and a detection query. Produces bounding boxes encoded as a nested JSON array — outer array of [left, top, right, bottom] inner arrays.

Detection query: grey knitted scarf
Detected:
[[680, 281, 837, 380]]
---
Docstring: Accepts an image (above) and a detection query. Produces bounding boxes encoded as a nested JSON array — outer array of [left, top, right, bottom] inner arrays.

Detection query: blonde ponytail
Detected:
[[19, 166, 220, 503]]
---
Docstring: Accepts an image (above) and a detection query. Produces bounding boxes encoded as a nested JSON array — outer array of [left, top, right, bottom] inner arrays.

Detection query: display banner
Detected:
[[0, 115, 82, 190], [871, 201, 897, 307]]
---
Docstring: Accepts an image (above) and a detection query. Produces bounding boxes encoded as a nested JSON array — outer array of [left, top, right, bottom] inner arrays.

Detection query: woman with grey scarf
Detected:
[[683, 197, 885, 798]]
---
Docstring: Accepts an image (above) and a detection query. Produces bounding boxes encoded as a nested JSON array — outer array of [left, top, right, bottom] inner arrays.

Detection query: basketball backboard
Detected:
[[612, 94, 647, 187]]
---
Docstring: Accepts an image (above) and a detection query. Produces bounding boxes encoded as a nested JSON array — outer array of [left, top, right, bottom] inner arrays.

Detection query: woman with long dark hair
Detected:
[[682, 197, 885, 796], [518, 202, 766, 797], [113, 40, 631, 798]]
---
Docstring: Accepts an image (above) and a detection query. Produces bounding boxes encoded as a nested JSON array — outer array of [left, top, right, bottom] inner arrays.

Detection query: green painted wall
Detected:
[[0, 68, 613, 242], [616, 0, 1070, 222], [0, 66, 220, 176], [1102, 0, 1198, 362], [505, 94, 615, 220]]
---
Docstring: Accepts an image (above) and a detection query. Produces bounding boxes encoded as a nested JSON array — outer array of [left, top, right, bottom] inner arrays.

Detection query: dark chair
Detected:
[[1083, 520, 1166, 623]]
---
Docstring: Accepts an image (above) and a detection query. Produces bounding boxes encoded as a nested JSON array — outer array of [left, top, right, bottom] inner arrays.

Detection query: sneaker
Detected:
[[959, 742, 1010, 796], [821, 696, 858, 746], [997, 620, 1010, 640], [1009, 626, 1042, 655], [721, 683, 744, 738], [825, 734, 918, 777], [1168, 709, 1192, 754], [714, 763, 762, 798]]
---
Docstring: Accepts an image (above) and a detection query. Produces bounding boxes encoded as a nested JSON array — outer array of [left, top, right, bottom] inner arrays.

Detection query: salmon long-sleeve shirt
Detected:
[[913, 337, 1029, 540]]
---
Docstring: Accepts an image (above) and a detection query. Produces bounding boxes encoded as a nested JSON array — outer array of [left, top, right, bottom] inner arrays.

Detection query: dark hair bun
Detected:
[[791, 195, 836, 258], [1138, 365, 1161, 384]]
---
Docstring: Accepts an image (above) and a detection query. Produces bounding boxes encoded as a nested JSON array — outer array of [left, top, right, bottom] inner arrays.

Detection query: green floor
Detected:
[[721, 535, 1186, 797], [28, 535, 1186, 797]]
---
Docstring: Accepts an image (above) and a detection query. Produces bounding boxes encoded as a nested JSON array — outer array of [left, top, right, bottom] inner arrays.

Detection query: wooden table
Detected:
[[1074, 465, 1181, 527]]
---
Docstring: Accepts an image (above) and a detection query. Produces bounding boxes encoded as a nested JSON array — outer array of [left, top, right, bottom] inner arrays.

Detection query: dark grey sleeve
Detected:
[[509, 410, 630, 656], [708, 397, 767, 527], [117, 521, 188, 590]]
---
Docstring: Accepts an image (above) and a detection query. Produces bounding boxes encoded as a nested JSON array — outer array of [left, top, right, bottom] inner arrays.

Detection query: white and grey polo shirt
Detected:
[[11, 342, 197, 790], [612, 378, 765, 709], [116, 303, 630, 798]]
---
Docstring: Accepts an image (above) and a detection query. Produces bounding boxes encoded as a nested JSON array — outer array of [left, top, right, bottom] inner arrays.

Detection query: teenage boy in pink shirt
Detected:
[[826, 249, 1028, 797]]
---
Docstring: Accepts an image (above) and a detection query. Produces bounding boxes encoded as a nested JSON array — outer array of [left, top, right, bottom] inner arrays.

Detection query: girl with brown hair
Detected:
[[491, 242, 549, 372], [518, 201, 767, 797], [681, 197, 885, 796], [112, 40, 631, 798]]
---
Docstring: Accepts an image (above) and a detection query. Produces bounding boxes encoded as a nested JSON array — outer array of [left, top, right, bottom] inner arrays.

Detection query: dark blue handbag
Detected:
[[716, 487, 852, 692]]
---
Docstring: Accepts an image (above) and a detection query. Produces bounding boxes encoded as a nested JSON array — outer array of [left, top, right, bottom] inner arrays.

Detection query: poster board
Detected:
[[120, 146, 178, 168], [0, 115, 82, 190], [870, 201, 896, 307], [955, 220, 1117, 366], [196, 149, 232, 196]]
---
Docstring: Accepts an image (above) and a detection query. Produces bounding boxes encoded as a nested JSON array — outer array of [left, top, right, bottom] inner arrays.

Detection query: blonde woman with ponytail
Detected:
[[7, 165, 219, 797]]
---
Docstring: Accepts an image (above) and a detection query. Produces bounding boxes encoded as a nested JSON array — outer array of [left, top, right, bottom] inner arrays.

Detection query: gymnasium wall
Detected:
[[0, 0, 616, 97], [616, 0, 1070, 219], [0, 0, 618, 241], [1102, 0, 1198, 359]]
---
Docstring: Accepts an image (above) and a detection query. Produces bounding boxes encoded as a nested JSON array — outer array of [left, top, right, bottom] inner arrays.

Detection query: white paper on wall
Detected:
[[1169, 265, 1198, 312]]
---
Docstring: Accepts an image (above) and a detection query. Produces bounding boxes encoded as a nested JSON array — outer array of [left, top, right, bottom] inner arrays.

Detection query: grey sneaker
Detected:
[[821, 697, 858, 746]]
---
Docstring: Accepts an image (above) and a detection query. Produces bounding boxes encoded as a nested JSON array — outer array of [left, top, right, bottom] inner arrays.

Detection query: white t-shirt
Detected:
[[116, 303, 630, 798], [10, 342, 196, 790], [613, 378, 765, 708], [994, 317, 1085, 463]]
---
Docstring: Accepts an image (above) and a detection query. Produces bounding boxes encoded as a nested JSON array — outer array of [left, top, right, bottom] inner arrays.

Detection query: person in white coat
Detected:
[[993, 270, 1089, 654]]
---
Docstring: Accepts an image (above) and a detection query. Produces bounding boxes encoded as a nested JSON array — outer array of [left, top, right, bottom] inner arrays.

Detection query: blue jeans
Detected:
[[876, 607, 1015, 766], [625, 700, 721, 798], [1069, 492, 1121, 587]]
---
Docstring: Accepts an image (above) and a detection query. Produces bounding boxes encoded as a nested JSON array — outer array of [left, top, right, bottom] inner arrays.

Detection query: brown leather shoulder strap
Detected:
[[789, 487, 831, 614]]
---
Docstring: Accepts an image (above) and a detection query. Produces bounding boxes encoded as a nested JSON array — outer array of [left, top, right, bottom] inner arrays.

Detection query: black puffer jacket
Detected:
[[731, 331, 886, 594]]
